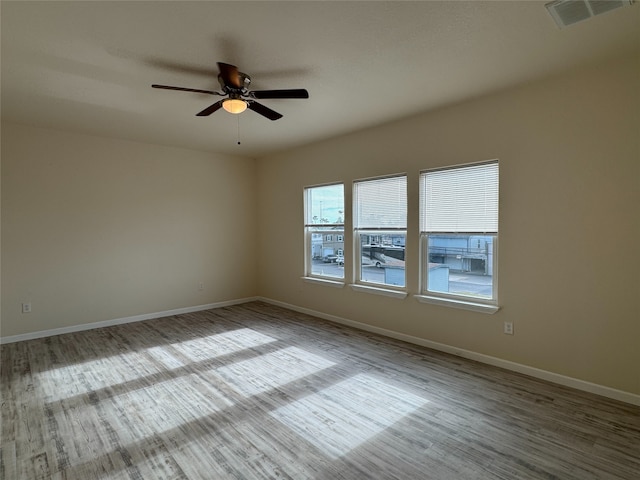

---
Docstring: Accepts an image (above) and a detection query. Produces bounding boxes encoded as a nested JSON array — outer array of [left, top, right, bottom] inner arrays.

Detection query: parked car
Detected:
[[322, 255, 338, 263]]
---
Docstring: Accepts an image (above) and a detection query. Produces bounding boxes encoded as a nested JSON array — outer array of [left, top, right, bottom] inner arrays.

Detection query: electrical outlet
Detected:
[[198, 282, 204, 291], [22, 303, 32, 314], [503, 321, 514, 335]]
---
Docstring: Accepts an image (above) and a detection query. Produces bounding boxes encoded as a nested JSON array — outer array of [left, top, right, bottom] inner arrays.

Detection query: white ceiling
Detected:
[[2, 1, 639, 158]]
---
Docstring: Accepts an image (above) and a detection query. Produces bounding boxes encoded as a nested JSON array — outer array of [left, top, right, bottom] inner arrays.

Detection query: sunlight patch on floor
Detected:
[[38, 350, 164, 402], [37, 328, 277, 402], [108, 373, 235, 438], [217, 346, 336, 396], [171, 328, 277, 363], [270, 373, 428, 459]]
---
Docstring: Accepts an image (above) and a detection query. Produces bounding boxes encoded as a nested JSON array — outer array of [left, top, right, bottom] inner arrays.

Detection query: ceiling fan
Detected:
[[152, 62, 309, 121]]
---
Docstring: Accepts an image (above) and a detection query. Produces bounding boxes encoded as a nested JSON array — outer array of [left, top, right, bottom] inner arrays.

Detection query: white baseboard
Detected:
[[0, 297, 259, 345], [258, 297, 640, 407]]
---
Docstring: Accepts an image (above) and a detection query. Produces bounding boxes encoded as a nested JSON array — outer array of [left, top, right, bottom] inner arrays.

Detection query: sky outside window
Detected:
[[308, 184, 344, 224]]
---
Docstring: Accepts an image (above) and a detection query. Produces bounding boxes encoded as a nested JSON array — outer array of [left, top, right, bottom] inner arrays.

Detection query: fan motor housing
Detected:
[[218, 72, 251, 92]]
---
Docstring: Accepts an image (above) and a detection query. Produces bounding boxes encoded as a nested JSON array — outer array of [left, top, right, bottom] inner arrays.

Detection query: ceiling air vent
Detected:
[[545, 0, 633, 28]]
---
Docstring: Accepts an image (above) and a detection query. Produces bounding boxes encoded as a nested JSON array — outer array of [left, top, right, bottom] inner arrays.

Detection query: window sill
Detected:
[[414, 294, 500, 314], [349, 284, 408, 299], [301, 276, 345, 288]]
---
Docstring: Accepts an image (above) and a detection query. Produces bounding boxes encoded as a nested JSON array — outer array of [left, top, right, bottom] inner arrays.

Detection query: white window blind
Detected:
[[354, 175, 407, 229], [420, 162, 498, 233]]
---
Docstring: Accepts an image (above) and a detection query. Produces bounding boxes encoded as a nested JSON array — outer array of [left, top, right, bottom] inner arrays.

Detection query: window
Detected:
[[354, 175, 407, 288], [304, 184, 345, 279], [420, 161, 499, 306]]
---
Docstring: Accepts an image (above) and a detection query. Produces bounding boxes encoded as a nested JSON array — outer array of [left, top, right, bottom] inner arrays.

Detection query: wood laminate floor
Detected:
[[1, 302, 639, 479]]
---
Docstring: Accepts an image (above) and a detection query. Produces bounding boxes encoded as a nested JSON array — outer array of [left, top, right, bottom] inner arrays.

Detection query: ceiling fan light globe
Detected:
[[223, 99, 247, 114]]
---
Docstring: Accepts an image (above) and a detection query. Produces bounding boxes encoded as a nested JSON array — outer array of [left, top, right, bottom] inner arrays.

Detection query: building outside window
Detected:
[[304, 183, 345, 279], [354, 175, 407, 288], [420, 161, 499, 304]]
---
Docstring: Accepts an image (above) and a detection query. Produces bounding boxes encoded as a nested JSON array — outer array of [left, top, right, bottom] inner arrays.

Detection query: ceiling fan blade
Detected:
[[196, 100, 225, 116], [247, 101, 283, 121], [152, 84, 220, 95], [217, 62, 243, 89], [251, 89, 309, 99]]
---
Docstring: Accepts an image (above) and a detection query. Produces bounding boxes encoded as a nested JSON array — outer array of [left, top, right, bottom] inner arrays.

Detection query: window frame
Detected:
[[418, 161, 499, 312], [303, 183, 345, 283], [352, 174, 407, 294]]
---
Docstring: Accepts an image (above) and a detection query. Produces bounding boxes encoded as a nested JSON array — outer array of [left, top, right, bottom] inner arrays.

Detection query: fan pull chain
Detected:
[[237, 115, 241, 145]]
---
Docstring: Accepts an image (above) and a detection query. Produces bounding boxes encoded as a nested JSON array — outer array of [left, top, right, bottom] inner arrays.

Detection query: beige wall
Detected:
[[1, 124, 257, 337], [256, 54, 640, 395]]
